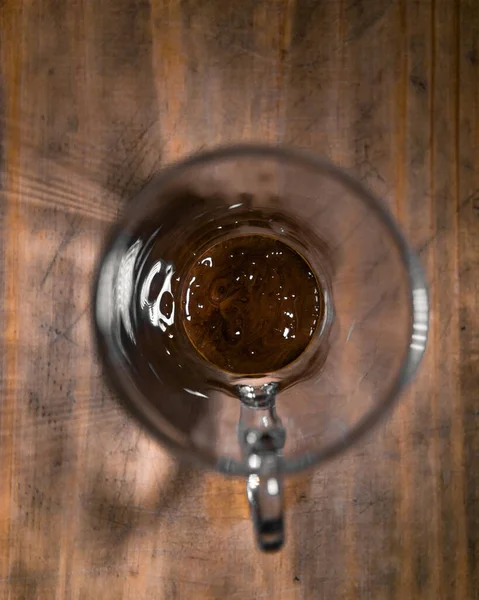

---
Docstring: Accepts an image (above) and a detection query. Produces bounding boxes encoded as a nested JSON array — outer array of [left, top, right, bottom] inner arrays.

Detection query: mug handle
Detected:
[[241, 426, 285, 551], [238, 384, 286, 551], [246, 457, 284, 551]]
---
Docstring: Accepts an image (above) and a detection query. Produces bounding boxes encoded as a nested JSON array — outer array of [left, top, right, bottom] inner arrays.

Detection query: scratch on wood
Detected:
[[40, 219, 79, 288], [51, 305, 89, 345]]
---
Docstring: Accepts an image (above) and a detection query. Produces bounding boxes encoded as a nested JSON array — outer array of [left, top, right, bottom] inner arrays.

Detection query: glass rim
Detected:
[[94, 143, 429, 476]]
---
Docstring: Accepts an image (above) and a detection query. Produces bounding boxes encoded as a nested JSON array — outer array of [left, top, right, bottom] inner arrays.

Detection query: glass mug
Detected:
[[94, 145, 429, 551]]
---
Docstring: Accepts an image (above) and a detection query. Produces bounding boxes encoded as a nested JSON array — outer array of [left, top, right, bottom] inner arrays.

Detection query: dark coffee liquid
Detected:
[[182, 234, 323, 375]]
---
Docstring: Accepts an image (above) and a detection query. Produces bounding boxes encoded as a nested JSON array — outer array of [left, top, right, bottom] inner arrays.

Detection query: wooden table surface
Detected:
[[1, 0, 478, 598]]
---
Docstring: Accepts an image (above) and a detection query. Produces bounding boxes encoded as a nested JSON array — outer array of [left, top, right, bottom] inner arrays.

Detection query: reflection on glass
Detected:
[[140, 259, 176, 332], [117, 239, 142, 343]]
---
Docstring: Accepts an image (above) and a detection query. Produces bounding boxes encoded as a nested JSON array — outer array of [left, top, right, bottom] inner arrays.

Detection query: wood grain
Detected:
[[1, 0, 478, 598]]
